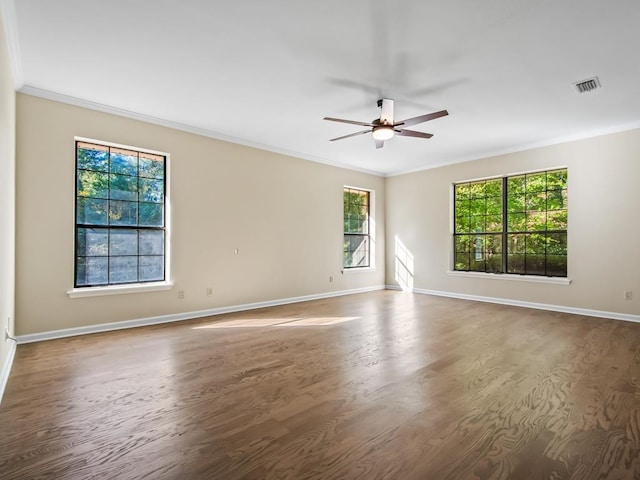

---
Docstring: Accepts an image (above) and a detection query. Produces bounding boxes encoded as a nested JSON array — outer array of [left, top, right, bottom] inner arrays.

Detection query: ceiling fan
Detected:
[[324, 98, 448, 149]]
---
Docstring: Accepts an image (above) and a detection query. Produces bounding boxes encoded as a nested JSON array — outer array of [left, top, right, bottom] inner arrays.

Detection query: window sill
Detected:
[[447, 270, 571, 285], [342, 267, 376, 274], [67, 281, 174, 298]]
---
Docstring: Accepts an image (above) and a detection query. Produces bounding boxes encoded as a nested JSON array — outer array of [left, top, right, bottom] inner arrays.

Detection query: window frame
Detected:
[[343, 186, 375, 270], [452, 167, 568, 279], [68, 137, 172, 297]]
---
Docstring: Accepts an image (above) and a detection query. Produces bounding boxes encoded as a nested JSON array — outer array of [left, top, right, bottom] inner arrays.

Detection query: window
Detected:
[[343, 187, 371, 268], [75, 140, 167, 287], [454, 168, 567, 277]]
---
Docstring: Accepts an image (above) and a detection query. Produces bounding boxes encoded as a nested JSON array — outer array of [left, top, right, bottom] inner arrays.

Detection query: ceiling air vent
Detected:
[[573, 76, 601, 93]]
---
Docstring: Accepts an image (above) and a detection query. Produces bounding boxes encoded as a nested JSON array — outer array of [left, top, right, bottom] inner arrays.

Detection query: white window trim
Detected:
[[343, 185, 376, 270], [67, 281, 174, 298], [447, 270, 571, 285], [70, 136, 172, 297]]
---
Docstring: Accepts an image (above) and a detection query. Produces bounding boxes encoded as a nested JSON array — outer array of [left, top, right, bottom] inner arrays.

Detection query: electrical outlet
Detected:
[[178, 290, 185, 299], [624, 291, 633, 300], [206, 287, 213, 297]]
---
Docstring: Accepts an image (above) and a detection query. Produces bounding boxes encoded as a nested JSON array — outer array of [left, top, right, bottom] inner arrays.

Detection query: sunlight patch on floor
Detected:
[[192, 316, 361, 329]]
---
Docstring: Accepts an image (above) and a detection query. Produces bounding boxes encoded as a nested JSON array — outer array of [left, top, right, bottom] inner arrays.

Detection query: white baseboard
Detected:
[[385, 284, 640, 323], [16, 285, 386, 344], [0, 340, 17, 405], [17, 283, 638, 346]]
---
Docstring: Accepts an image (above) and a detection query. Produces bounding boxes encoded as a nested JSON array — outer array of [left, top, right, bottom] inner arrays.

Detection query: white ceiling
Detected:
[[5, 0, 640, 175]]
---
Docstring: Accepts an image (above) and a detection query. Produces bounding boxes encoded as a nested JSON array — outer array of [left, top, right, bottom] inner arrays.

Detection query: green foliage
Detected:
[[111, 152, 138, 176], [77, 171, 108, 198], [78, 147, 108, 172], [140, 157, 164, 179], [76, 143, 165, 227], [344, 189, 369, 234], [454, 168, 568, 276]]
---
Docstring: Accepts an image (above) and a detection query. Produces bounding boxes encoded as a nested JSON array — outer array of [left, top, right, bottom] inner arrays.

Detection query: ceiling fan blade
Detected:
[[329, 130, 371, 142], [396, 129, 433, 139], [394, 109, 448, 128], [324, 117, 375, 127], [379, 98, 394, 125], [374, 139, 384, 149]]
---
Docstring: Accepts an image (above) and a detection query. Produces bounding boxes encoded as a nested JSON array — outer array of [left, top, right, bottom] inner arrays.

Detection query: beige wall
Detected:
[[15, 94, 385, 335], [0, 11, 16, 382], [386, 129, 640, 315]]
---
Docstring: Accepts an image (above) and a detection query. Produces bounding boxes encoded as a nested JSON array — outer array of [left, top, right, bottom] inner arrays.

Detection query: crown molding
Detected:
[[18, 85, 384, 177], [0, 0, 22, 89]]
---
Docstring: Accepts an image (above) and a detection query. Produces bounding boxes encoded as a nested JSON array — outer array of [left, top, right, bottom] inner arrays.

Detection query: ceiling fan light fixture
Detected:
[[372, 126, 394, 141]]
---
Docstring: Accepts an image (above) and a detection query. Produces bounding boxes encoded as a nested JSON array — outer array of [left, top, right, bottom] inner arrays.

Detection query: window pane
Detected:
[[507, 196, 524, 213], [547, 169, 567, 190], [140, 256, 164, 281], [470, 258, 485, 272], [109, 200, 138, 225], [469, 215, 484, 232], [507, 234, 525, 254], [110, 149, 138, 176], [455, 199, 470, 217], [546, 255, 567, 277], [526, 173, 546, 193], [547, 210, 567, 230], [139, 203, 164, 226], [139, 154, 164, 179], [109, 256, 138, 284], [525, 234, 546, 254], [507, 254, 525, 274], [455, 215, 470, 233], [139, 178, 164, 203], [77, 198, 108, 225], [485, 179, 502, 197], [507, 175, 525, 195], [526, 211, 547, 231], [455, 184, 470, 200], [485, 215, 502, 232], [469, 198, 485, 215], [455, 235, 472, 253], [486, 234, 502, 254], [344, 234, 370, 268], [110, 229, 138, 255], [547, 233, 567, 255], [469, 182, 485, 199], [77, 144, 109, 172], [77, 170, 108, 198], [77, 228, 108, 256], [526, 192, 547, 211], [76, 256, 108, 286], [525, 254, 546, 275], [140, 230, 164, 255], [507, 213, 526, 231], [486, 196, 502, 215], [486, 253, 502, 273], [454, 251, 470, 271], [109, 174, 138, 201], [547, 189, 566, 210]]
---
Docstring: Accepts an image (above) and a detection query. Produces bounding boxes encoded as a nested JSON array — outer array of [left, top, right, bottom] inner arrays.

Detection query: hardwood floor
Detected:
[[2, 290, 640, 479]]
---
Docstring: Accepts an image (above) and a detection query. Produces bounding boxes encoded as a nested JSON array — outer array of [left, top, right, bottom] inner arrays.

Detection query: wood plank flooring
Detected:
[[2, 291, 640, 479]]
